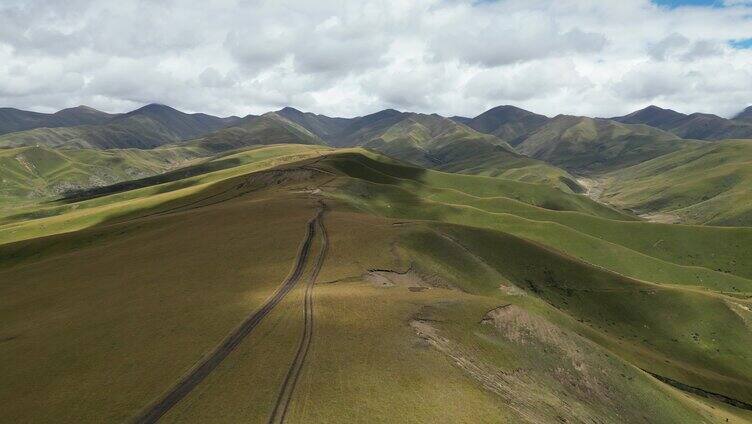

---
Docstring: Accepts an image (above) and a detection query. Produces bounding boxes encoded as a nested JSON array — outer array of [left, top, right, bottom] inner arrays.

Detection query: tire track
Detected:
[[268, 213, 328, 424], [133, 209, 324, 424]]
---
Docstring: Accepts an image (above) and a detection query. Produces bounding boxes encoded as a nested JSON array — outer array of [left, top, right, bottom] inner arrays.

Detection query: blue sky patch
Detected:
[[652, 0, 725, 8], [730, 38, 752, 49]]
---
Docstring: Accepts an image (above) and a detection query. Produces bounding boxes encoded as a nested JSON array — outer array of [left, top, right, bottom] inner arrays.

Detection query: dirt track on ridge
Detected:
[[268, 214, 328, 424], [133, 209, 325, 424]]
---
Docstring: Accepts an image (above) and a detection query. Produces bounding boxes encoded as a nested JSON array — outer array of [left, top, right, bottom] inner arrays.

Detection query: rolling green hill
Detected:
[[599, 139, 752, 226], [184, 112, 326, 153], [0, 145, 200, 206], [353, 113, 584, 193], [357, 113, 515, 165], [2, 146, 751, 423], [0, 104, 238, 149], [516, 114, 700, 172]]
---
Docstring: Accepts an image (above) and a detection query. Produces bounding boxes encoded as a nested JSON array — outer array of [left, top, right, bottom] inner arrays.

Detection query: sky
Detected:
[[0, 0, 751, 119]]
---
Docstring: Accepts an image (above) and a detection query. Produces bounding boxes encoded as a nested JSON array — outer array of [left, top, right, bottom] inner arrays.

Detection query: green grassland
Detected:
[[2, 145, 751, 423], [0, 144, 331, 243], [600, 139, 752, 226], [0, 145, 201, 204]]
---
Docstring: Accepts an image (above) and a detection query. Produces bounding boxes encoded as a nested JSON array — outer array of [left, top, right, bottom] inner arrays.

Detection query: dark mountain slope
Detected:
[[328, 109, 407, 147], [448, 115, 472, 125], [275, 107, 351, 140], [612, 105, 687, 129], [463, 105, 549, 145], [115, 104, 239, 140], [0, 104, 239, 149], [612, 105, 752, 140], [0, 105, 116, 135], [733, 105, 752, 122]]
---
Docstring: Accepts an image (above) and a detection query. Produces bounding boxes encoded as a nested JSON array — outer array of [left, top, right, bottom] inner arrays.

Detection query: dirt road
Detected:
[[133, 209, 325, 424], [268, 215, 328, 424]]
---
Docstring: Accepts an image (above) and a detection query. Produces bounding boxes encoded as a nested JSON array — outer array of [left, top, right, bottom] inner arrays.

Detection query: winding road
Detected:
[[134, 208, 326, 424]]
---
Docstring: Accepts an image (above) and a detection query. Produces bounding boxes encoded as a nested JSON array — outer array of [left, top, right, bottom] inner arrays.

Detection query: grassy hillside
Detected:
[[359, 113, 514, 165], [2, 146, 751, 422], [184, 112, 325, 153], [0, 145, 200, 207], [0, 104, 237, 149], [0, 144, 330, 232], [600, 139, 752, 226], [517, 115, 700, 172], [321, 112, 585, 193]]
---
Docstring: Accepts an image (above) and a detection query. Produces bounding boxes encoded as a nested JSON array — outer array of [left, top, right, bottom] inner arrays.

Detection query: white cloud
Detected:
[[0, 0, 751, 118]]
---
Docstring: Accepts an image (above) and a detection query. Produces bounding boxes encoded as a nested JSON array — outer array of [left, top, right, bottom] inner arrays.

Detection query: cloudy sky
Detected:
[[1, 0, 751, 118]]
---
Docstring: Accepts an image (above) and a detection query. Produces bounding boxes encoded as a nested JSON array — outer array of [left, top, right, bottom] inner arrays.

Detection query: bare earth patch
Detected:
[[408, 304, 690, 423], [365, 268, 431, 288], [576, 176, 607, 202], [639, 212, 682, 224]]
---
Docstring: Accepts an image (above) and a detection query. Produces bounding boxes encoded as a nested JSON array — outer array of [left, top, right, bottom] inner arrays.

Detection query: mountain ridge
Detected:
[[612, 105, 752, 140], [0, 103, 240, 150]]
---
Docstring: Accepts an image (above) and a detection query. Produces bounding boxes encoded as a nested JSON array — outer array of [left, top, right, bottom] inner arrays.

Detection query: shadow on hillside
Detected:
[[55, 156, 245, 204], [317, 151, 457, 222]]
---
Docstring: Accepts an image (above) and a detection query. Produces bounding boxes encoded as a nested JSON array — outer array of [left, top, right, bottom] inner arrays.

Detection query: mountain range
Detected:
[[2, 101, 752, 225], [0, 104, 239, 149], [4, 102, 751, 152], [611, 105, 752, 140]]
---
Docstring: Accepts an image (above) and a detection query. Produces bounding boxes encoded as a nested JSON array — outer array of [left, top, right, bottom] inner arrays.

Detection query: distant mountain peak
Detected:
[[126, 103, 181, 115], [278, 106, 305, 116], [141, 103, 175, 111], [464, 105, 549, 145], [54, 105, 107, 115], [611, 105, 687, 129], [630, 105, 684, 116], [121, 103, 185, 121], [67, 105, 96, 111], [485, 104, 532, 114], [734, 105, 752, 121], [642, 104, 669, 111]]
